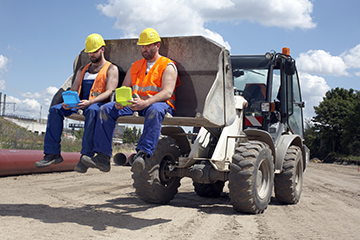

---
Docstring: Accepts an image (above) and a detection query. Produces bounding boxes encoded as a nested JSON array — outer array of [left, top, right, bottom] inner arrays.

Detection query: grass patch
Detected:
[[113, 143, 136, 155]]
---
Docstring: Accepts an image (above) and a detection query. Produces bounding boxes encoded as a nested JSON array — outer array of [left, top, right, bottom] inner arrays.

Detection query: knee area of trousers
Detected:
[[49, 105, 60, 114], [86, 107, 98, 117], [147, 108, 164, 120], [99, 105, 110, 121]]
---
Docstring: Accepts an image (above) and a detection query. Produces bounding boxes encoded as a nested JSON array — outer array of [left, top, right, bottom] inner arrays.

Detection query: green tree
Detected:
[[341, 91, 360, 155], [312, 87, 357, 157], [123, 126, 142, 144], [74, 128, 84, 140], [304, 119, 320, 158]]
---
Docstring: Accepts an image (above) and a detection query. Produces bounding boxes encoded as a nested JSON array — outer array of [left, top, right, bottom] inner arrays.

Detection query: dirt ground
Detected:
[[1, 161, 360, 240]]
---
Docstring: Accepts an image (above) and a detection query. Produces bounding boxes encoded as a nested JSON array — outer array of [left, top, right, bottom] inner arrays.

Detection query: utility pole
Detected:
[[0, 93, 16, 117], [2, 94, 6, 116], [0, 94, 16, 116]]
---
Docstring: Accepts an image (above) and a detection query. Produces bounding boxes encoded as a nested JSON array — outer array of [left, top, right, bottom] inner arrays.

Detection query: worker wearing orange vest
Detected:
[[78, 61, 112, 100], [35, 33, 119, 173], [81, 28, 180, 173]]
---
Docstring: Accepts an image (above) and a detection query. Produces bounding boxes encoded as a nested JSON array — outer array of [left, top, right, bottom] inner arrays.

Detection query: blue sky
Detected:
[[0, 0, 359, 121]]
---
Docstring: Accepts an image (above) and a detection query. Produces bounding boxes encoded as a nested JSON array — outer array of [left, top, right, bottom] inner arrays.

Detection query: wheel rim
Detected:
[[256, 159, 271, 199], [159, 154, 176, 187], [295, 160, 303, 193]]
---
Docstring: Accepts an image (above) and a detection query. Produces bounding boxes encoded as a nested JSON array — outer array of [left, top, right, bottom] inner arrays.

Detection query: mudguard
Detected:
[[275, 134, 303, 172]]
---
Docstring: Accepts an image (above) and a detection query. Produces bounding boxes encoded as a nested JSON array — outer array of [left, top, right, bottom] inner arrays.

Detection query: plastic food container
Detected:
[[62, 91, 80, 108], [115, 86, 132, 106]]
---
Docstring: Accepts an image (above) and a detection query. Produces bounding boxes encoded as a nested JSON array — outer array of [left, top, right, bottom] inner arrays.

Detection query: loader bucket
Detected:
[[51, 36, 236, 128]]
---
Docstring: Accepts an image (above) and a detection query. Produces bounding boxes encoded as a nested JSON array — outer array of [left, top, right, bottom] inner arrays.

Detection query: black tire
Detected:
[[229, 141, 274, 214], [131, 136, 181, 204], [193, 181, 225, 198], [274, 145, 303, 204]]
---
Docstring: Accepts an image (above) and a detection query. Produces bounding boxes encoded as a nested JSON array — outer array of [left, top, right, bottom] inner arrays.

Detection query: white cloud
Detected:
[[46, 86, 59, 96], [4, 95, 41, 119], [298, 72, 330, 120], [0, 55, 9, 72], [341, 44, 360, 69], [23, 98, 41, 110], [4, 86, 59, 119], [202, 0, 316, 29], [21, 86, 58, 100], [0, 56, 9, 91], [296, 50, 349, 76], [3, 96, 31, 117], [0, 80, 5, 90], [97, 0, 316, 49], [296, 43, 360, 78]]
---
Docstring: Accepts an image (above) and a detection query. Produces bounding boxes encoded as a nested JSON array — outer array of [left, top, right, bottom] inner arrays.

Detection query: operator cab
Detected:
[[231, 48, 305, 143]]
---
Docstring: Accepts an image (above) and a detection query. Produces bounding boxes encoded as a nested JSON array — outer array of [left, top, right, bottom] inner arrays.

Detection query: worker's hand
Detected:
[[76, 100, 91, 109], [114, 101, 125, 110], [129, 98, 148, 111], [62, 102, 73, 110]]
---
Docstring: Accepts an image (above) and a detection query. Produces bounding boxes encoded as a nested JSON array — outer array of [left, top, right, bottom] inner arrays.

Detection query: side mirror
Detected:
[[285, 58, 295, 75]]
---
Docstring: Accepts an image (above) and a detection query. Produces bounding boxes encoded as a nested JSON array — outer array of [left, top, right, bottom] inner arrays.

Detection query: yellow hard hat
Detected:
[[137, 28, 161, 45], [85, 33, 106, 53]]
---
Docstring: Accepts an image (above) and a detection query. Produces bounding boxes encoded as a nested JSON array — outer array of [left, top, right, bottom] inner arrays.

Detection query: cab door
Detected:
[[287, 71, 305, 139]]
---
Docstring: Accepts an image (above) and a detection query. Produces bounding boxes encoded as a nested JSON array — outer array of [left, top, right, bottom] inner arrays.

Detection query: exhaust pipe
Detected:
[[113, 152, 136, 166], [0, 149, 81, 177]]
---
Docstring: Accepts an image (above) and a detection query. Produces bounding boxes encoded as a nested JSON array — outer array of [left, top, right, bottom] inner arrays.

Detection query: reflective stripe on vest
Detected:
[[78, 61, 111, 100], [130, 56, 180, 109]]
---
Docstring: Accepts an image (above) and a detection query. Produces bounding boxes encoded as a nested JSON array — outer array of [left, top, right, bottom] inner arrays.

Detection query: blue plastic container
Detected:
[[62, 91, 80, 108]]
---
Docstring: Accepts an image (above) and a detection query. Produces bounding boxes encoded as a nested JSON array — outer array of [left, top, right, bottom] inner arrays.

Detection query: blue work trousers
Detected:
[[43, 102, 104, 157], [93, 101, 174, 157]]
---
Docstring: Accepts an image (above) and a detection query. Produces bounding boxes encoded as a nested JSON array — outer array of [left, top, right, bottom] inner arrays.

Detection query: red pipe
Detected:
[[0, 149, 81, 177], [128, 152, 137, 166], [113, 152, 136, 166]]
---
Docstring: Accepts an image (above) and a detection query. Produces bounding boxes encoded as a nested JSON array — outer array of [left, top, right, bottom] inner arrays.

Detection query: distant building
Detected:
[[112, 124, 125, 145], [4, 117, 46, 135], [114, 124, 126, 138]]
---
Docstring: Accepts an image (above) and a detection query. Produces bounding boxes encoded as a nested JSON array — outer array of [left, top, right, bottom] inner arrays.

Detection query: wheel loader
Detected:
[[51, 36, 310, 214]]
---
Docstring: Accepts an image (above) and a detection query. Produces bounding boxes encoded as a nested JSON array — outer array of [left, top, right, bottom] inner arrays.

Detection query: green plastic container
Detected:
[[115, 86, 132, 106]]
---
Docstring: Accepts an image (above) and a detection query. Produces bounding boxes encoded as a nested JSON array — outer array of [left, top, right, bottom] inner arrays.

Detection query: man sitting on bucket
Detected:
[[81, 28, 180, 173], [35, 33, 119, 173]]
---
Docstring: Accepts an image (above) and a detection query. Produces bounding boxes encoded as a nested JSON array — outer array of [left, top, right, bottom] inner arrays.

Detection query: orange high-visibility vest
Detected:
[[78, 61, 111, 100], [130, 56, 180, 109]]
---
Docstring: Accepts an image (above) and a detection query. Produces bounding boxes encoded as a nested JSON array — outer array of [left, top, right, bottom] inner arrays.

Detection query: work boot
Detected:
[[81, 152, 111, 172], [35, 154, 63, 168], [131, 150, 147, 174], [74, 155, 89, 173]]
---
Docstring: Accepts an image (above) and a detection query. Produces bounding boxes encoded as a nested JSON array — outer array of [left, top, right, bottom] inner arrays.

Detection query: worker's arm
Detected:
[[70, 68, 82, 93], [121, 67, 132, 88]]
